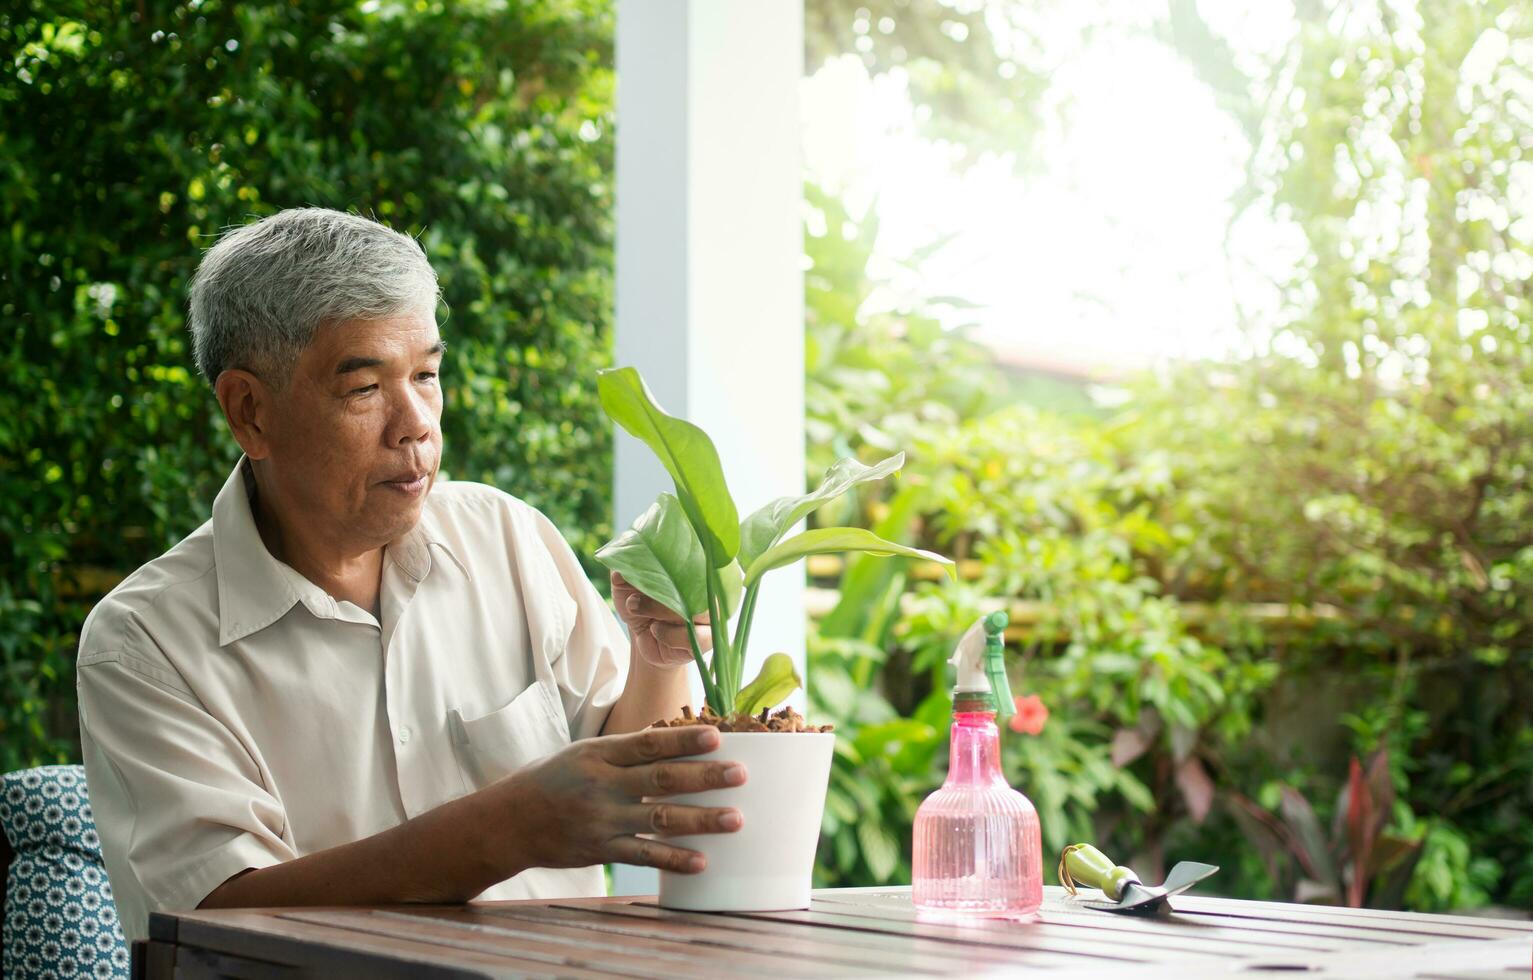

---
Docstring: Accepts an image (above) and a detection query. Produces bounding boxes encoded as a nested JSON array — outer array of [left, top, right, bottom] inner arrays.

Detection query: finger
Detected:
[[610, 576, 705, 619], [620, 590, 675, 621], [621, 590, 709, 625], [633, 627, 693, 669], [599, 725, 720, 767], [611, 578, 640, 613], [611, 575, 638, 603], [621, 759, 747, 797], [622, 614, 705, 648], [605, 836, 707, 874], [639, 646, 695, 670], [649, 621, 695, 651], [610, 575, 650, 612], [618, 803, 743, 837]]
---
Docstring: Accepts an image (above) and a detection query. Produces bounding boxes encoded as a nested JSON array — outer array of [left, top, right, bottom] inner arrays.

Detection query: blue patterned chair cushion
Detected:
[[2, 765, 129, 979]]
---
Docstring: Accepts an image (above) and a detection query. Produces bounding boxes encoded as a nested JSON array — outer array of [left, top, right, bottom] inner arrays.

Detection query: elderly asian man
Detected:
[[76, 208, 742, 944]]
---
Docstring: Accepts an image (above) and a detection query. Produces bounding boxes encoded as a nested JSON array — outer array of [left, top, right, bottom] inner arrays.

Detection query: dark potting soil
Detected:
[[648, 704, 834, 733]]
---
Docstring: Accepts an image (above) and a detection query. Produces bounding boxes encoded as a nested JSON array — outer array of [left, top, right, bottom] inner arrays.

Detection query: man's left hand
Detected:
[[612, 572, 712, 669]]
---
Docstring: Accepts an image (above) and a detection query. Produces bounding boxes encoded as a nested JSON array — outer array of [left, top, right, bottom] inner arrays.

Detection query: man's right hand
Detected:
[[492, 724, 745, 875]]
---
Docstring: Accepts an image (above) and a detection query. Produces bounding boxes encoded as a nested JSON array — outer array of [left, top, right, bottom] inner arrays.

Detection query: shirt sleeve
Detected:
[[518, 505, 631, 741], [76, 650, 295, 944]]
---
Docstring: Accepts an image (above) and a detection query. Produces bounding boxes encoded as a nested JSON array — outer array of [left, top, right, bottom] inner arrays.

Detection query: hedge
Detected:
[[1, 0, 616, 769]]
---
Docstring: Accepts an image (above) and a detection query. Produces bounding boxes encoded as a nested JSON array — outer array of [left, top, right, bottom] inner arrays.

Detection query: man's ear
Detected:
[[214, 369, 276, 460]]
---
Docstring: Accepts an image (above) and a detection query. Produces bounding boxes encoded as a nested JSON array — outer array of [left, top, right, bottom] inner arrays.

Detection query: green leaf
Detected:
[[825, 787, 858, 824], [857, 820, 900, 882], [810, 666, 860, 718], [835, 767, 879, 812], [820, 483, 923, 639], [597, 367, 739, 566], [834, 829, 859, 871], [852, 719, 936, 759], [744, 526, 954, 586], [595, 493, 706, 618], [738, 453, 905, 570], [595, 492, 744, 626], [735, 652, 803, 716]]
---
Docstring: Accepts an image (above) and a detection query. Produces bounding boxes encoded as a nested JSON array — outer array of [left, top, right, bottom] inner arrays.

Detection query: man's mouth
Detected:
[[382, 472, 430, 496]]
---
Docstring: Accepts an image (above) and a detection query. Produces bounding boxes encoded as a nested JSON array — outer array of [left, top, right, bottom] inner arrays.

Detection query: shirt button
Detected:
[[398, 725, 413, 744]]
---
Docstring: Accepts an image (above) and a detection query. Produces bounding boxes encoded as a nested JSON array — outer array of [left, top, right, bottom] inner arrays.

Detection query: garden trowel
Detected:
[[1059, 843, 1218, 915]]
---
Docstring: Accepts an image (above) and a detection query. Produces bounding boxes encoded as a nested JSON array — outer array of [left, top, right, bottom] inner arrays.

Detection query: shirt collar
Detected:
[[389, 498, 468, 583], [212, 457, 467, 645], [213, 457, 307, 645]]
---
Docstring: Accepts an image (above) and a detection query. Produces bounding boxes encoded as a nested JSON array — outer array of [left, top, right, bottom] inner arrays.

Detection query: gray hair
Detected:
[[188, 208, 440, 386]]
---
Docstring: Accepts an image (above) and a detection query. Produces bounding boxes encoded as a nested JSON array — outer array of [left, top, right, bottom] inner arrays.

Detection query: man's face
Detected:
[[260, 310, 445, 550]]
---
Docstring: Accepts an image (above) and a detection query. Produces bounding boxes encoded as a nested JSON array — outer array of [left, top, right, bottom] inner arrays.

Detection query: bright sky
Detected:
[[801, 2, 1300, 374]]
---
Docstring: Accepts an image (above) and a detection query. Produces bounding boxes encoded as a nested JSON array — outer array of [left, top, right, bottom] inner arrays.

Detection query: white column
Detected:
[[611, 0, 804, 896]]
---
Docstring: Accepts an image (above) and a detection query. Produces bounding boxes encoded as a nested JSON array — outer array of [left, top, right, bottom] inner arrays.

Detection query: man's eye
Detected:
[[350, 384, 378, 396], [417, 371, 438, 382]]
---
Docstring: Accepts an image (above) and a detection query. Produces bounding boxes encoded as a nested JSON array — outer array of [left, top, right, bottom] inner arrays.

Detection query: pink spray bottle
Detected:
[[912, 611, 1043, 915]]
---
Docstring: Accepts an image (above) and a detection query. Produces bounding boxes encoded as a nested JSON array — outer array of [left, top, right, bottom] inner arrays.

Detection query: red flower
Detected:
[[1010, 694, 1049, 735]]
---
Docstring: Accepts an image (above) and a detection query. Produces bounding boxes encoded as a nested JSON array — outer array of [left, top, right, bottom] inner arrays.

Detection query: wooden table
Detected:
[[138, 886, 1533, 979]]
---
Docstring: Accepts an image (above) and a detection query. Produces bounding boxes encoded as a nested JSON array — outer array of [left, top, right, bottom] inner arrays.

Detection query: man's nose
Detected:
[[389, 387, 436, 446]]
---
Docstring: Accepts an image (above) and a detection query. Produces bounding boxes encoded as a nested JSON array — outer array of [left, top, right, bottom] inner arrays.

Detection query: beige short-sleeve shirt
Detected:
[[75, 458, 629, 943]]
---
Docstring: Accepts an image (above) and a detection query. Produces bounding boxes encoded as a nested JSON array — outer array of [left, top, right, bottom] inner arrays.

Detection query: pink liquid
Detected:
[[912, 711, 1043, 915]]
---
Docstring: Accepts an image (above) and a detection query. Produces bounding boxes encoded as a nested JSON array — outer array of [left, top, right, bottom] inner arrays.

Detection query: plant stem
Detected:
[[718, 594, 735, 712], [704, 564, 733, 712], [686, 620, 723, 715], [734, 581, 761, 671]]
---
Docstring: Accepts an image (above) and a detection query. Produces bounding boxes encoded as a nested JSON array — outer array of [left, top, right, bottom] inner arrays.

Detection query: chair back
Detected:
[[2, 765, 129, 978]]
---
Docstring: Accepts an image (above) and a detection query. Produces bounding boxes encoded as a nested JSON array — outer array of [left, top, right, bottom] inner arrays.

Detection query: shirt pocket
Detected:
[[448, 680, 572, 788]]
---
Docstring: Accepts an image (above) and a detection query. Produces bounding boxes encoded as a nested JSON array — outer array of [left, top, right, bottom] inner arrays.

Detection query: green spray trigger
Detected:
[[950, 611, 1014, 722], [984, 611, 1014, 725]]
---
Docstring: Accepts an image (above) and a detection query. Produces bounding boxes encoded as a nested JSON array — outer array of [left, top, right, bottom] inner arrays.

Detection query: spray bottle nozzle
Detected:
[[950, 610, 1015, 722]]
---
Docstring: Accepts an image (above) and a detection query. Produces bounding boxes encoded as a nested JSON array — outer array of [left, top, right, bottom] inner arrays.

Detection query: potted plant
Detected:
[[594, 367, 953, 911]]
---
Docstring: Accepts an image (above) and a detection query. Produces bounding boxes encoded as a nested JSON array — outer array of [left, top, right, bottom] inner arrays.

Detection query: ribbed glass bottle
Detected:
[[912, 710, 1043, 915]]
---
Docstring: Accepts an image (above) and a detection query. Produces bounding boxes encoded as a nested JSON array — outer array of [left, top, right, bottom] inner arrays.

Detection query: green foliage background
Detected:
[[1, 0, 615, 769], [805, 0, 1532, 912]]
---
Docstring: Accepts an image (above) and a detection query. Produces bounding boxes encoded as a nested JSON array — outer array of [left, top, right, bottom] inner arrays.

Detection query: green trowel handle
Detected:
[[1063, 844, 1139, 901]]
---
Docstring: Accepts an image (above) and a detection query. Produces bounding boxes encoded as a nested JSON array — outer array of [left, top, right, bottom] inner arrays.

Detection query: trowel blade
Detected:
[[1081, 880, 1168, 914], [1160, 861, 1220, 898]]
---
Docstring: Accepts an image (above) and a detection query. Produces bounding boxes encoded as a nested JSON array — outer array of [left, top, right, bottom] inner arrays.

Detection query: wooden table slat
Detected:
[[131, 940, 179, 980], [384, 905, 897, 978], [1127, 935, 1533, 979], [844, 906, 1343, 958], [176, 908, 622, 979], [543, 900, 1075, 971], [515, 902, 956, 974], [551, 907, 1103, 975], [1168, 900, 1533, 941], [818, 887, 1528, 943], [276, 907, 824, 980], [805, 893, 1407, 953], [1031, 901, 1404, 949], [734, 906, 1230, 964], [1163, 893, 1533, 936]]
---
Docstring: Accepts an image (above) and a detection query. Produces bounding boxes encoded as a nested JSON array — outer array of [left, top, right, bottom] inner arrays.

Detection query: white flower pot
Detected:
[[657, 731, 835, 912]]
